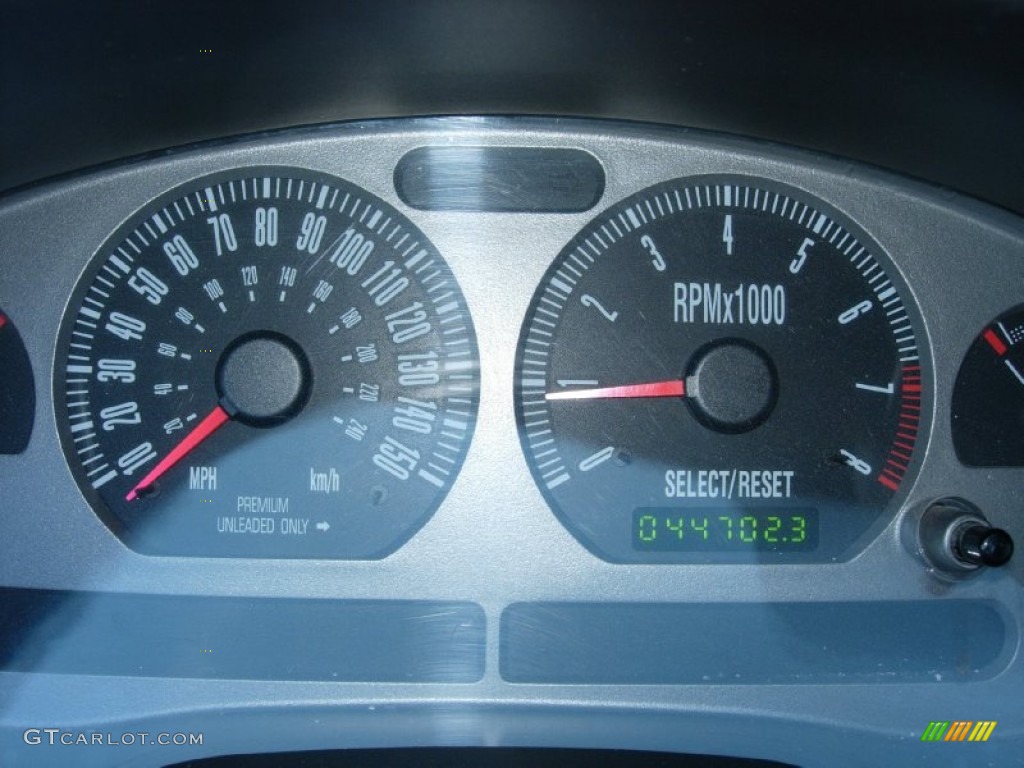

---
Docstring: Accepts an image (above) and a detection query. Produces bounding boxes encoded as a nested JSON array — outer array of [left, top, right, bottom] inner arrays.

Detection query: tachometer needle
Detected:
[[125, 405, 231, 501], [546, 380, 686, 401]]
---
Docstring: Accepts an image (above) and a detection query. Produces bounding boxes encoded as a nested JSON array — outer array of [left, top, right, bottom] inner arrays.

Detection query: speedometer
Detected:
[[57, 167, 479, 559], [515, 176, 930, 563]]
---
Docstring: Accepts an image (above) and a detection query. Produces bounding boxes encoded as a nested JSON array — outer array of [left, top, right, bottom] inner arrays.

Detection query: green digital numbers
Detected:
[[791, 515, 807, 544], [633, 509, 817, 552], [637, 514, 657, 542]]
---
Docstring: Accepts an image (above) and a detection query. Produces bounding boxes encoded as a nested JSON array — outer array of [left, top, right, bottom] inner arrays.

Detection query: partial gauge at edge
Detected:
[[57, 167, 479, 558], [952, 305, 1024, 466], [515, 176, 931, 563]]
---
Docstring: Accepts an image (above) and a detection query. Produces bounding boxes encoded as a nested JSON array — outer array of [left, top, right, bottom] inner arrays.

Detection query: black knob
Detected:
[[954, 524, 1015, 568], [911, 498, 1016, 575]]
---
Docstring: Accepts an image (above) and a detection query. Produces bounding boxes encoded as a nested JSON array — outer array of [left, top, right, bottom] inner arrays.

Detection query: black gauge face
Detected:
[[515, 176, 930, 563], [952, 305, 1024, 466], [57, 168, 479, 558]]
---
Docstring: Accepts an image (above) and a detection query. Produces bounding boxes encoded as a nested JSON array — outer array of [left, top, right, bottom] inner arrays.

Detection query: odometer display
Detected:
[[514, 176, 930, 563], [632, 509, 819, 552], [57, 167, 479, 559]]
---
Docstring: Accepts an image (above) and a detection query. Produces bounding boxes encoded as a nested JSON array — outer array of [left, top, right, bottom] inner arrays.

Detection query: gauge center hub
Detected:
[[215, 331, 311, 427], [684, 340, 778, 434]]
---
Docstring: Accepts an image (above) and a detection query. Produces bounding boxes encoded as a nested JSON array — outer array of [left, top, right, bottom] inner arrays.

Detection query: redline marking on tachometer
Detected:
[[878, 365, 922, 492], [0, 314, 6, 329], [878, 473, 901, 492], [546, 380, 686, 401], [983, 328, 1008, 356]]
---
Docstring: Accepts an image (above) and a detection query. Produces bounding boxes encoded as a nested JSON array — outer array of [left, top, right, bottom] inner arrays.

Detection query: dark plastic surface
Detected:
[[501, 601, 1010, 684], [168, 747, 796, 768], [0, 589, 486, 682], [395, 146, 605, 212], [2, 1, 1023, 216]]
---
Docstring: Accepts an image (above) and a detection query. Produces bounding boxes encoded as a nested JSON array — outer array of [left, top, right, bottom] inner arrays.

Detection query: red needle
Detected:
[[125, 405, 230, 501], [546, 380, 686, 401]]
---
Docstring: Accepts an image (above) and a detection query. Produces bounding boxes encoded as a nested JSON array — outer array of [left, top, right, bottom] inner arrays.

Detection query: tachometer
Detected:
[[514, 176, 930, 563], [57, 167, 479, 558]]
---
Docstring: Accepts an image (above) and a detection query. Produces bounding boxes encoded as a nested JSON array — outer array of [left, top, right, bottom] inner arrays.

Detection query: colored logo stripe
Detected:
[[944, 721, 973, 741], [921, 720, 997, 742], [969, 721, 997, 742]]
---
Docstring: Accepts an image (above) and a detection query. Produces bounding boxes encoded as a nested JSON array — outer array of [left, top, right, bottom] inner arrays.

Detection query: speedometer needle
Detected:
[[546, 380, 686, 401], [125, 405, 231, 501]]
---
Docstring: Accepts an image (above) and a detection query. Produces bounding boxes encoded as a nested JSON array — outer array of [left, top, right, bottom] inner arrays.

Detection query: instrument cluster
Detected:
[[0, 118, 1021, 767]]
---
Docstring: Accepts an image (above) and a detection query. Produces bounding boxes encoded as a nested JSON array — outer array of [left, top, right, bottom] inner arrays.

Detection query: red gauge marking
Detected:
[[877, 365, 922, 492], [546, 380, 685, 401], [125, 405, 230, 501], [877, 474, 900, 492], [983, 328, 1008, 356], [0, 314, 7, 329]]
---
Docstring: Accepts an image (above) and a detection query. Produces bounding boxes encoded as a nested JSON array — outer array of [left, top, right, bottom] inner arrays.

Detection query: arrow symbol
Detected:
[[315, 521, 330, 532]]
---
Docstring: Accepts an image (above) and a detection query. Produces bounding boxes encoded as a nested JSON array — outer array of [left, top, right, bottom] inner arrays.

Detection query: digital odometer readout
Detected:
[[632, 509, 818, 551]]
